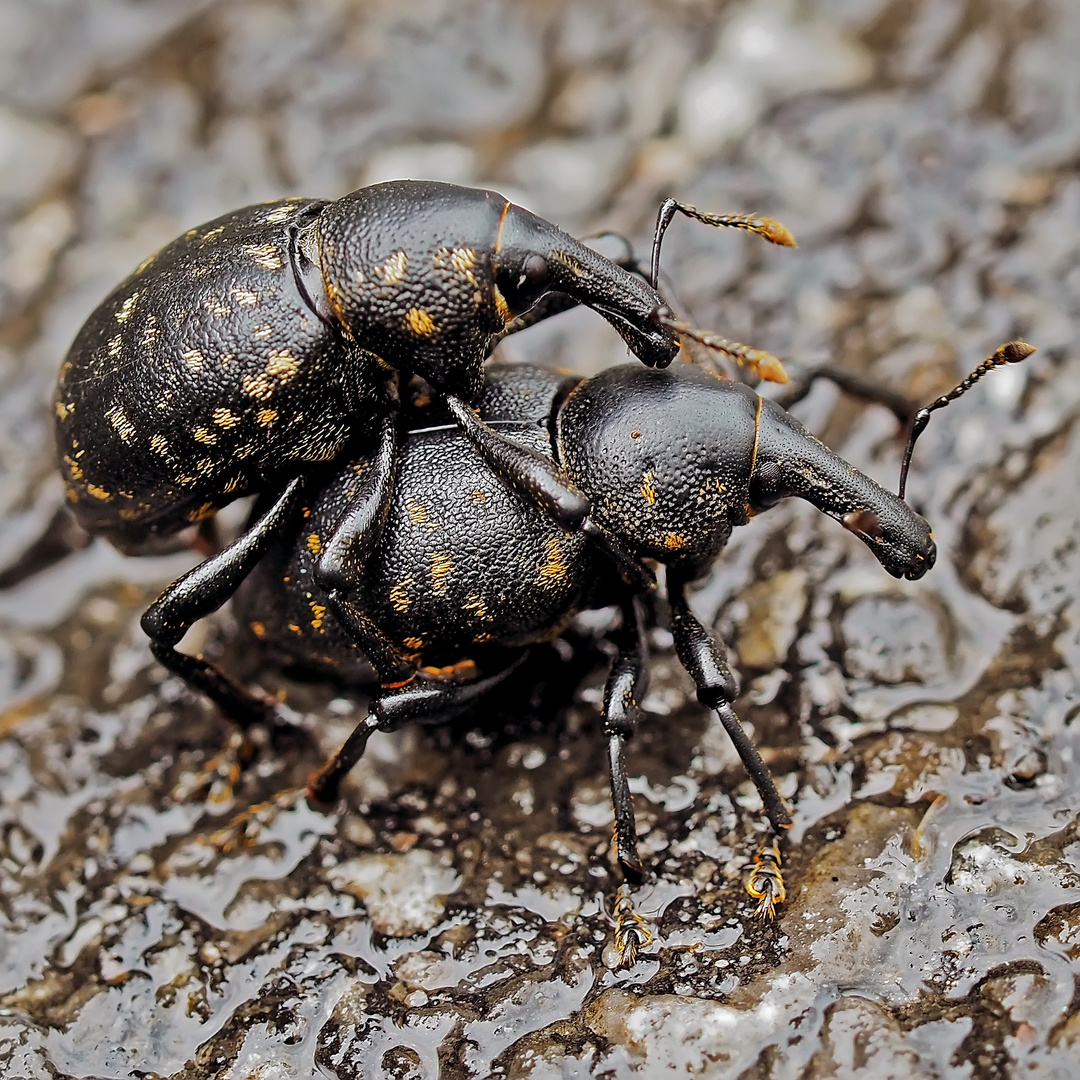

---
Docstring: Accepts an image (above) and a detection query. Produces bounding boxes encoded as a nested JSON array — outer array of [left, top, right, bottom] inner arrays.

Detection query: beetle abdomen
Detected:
[[242, 422, 591, 676], [55, 198, 391, 548]]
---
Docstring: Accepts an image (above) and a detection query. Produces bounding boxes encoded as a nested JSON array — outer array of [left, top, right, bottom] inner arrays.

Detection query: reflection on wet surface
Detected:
[[1, 0, 1079, 1076]]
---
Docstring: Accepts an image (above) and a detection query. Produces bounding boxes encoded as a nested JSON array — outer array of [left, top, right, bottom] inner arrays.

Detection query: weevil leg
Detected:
[[0, 504, 92, 590], [774, 365, 915, 427], [444, 393, 590, 529], [213, 659, 525, 851], [308, 659, 523, 804], [142, 476, 309, 727], [311, 410, 415, 685], [445, 394, 656, 590], [603, 595, 650, 884], [666, 572, 792, 836]]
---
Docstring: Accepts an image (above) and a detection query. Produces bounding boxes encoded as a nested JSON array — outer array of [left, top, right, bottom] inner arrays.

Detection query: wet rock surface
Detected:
[[1, 0, 1079, 1076]]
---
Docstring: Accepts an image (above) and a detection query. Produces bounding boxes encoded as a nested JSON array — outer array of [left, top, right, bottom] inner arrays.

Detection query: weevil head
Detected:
[[556, 365, 760, 575], [493, 202, 680, 369], [557, 365, 938, 582], [749, 397, 936, 580], [302, 182, 679, 404]]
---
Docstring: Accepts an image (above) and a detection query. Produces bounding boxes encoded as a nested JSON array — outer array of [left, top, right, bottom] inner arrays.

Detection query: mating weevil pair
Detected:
[[225, 344, 1030, 933], [55, 180, 793, 730], [52, 178, 1033, 962]]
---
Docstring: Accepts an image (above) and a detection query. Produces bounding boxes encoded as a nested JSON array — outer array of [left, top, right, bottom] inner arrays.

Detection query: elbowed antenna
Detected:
[[897, 340, 1037, 500], [654, 307, 790, 384], [645, 199, 797, 386], [649, 200, 797, 290]]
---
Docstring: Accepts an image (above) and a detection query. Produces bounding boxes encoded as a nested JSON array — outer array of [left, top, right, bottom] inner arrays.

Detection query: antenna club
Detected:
[[999, 340, 1037, 364], [758, 217, 798, 248]]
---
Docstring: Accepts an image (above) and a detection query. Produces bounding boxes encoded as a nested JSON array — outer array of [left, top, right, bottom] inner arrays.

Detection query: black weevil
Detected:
[[184, 341, 1030, 956], [54, 181, 794, 726]]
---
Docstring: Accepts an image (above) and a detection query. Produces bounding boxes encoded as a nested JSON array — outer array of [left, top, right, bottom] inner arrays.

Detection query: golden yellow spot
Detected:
[[115, 292, 139, 322], [402, 636, 424, 652], [631, 430, 642, 439], [463, 594, 489, 621], [466, 490, 488, 506], [182, 348, 205, 371], [107, 335, 123, 358], [407, 499, 429, 526], [405, 307, 437, 336], [390, 577, 414, 613], [266, 349, 300, 381], [205, 296, 232, 318], [640, 470, 657, 505], [86, 484, 111, 500], [664, 533, 687, 550], [192, 426, 217, 445], [243, 243, 284, 271], [196, 457, 216, 475], [492, 283, 512, 325], [64, 483, 78, 502], [377, 250, 407, 284], [213, 407, 242, 428], [534, 536, 568, 589], [242, 373, 273, 400], [450, 247, 478, 286], [150, 434, 170, 456], [223, 475, 243, 494], [257, 408, 278, 427], [232, 286, 259, 306], [310, 601, 326, 630], [188, 502, 215, 522], [55, 400, 72, 421], [250, 621, 266, 639], [252, 324, 274, 339], [421, 659, 479, 682], [262, 204, 299, 224], [63, 455, 84, 481], [141, 316, 158, 347], [105, 405, 136, 442], [430, 551, 452, 595], [306, 533, 322, 556], [201, 225, 225, 241], [288, 623, 302, 634], [472, 631, 495, 644]]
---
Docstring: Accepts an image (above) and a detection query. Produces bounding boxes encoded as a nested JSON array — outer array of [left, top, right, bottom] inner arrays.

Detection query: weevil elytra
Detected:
[[54, 181, 795, 731]]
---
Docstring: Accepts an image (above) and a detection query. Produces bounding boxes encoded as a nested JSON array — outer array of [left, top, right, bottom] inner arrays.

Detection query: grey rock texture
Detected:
[[1, 0, 1079, 1076]]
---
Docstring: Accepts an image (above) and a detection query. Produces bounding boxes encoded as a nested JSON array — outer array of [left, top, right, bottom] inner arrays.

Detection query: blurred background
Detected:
[[1, 0, 1079, 1076]]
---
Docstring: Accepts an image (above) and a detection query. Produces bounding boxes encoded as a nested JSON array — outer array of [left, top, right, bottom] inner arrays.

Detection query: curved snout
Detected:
[[495, 203, 680, 368], [751, 398, 937, 581], [840, 507, 936, 580]]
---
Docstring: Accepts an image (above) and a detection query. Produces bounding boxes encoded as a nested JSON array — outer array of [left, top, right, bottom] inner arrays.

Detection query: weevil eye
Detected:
[[842, 509, 883, 539], [523, 253, 549, 287]]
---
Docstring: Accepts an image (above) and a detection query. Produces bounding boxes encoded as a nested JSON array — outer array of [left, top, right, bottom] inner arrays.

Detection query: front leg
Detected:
[[603, 595, 650, 884], [444, 394, 655, 590], [666, 571, 792, 836], [312, 409, 414, 685], [142, 476, 308, 728]]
